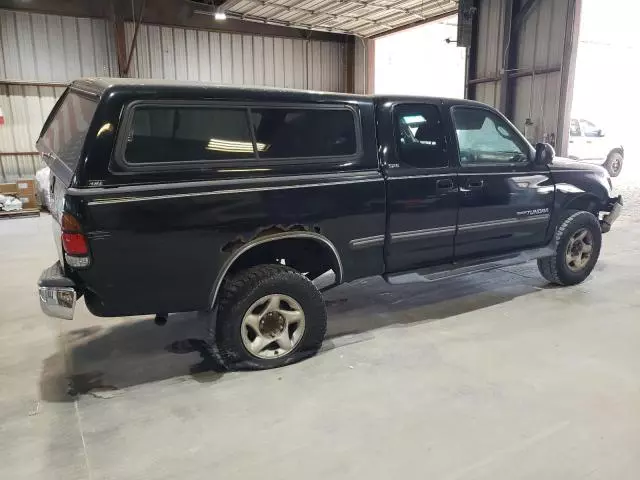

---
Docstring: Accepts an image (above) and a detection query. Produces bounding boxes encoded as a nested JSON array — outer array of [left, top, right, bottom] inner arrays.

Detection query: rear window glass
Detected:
[[39, 91, 97, 173], [250, 108, 357, 158], [125, 106, 254, 163]]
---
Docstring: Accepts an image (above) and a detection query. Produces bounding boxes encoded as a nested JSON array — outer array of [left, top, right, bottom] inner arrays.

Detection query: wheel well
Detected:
[[563, 195, 601, 218], [225, 236, 341, 283], [608, 148, 623, 159]]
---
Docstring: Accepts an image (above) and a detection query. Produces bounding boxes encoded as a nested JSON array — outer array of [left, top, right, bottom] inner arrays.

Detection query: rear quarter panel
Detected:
[[77, 174, 385, 316]]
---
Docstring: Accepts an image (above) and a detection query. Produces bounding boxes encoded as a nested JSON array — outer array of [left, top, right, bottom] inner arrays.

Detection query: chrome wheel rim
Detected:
[[565, 228, 594, 272], [240, 294, 305, 359]]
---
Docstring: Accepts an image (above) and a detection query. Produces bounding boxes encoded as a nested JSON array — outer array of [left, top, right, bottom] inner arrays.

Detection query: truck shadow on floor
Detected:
[[39, 266, 545, 402]]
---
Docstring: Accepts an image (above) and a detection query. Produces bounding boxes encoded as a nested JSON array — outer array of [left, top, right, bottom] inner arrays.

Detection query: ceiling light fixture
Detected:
[[214, 9, 227, 21]]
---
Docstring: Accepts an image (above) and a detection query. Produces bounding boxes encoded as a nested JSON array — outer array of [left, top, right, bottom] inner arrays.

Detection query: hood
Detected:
[[549, 156, 608, 174]]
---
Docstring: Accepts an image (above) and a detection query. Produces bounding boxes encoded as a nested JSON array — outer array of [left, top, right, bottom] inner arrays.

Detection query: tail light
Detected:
[[61, 212, 91, 268]]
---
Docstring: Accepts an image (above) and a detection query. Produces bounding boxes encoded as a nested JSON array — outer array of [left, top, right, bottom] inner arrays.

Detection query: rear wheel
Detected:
[[604, 151, 623, 177], [537, 211, 602, 286], [211, 264, 327, 370]]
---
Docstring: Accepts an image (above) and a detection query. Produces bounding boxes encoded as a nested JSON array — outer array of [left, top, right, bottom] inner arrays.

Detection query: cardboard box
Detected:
[[0, 180, 38, 208], [0, 182, 18, 195], [16, 179, 36, 195]]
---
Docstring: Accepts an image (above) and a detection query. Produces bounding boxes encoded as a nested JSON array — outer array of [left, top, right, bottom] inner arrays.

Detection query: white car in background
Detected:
[[568, 119, 624, 177]]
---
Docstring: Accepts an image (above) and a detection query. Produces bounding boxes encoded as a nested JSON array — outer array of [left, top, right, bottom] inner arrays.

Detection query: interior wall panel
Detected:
[[470, 0, 579, 153], [125, 22, 345, 92], [0, 85, 65, 181], [0, 10, 116, 82]]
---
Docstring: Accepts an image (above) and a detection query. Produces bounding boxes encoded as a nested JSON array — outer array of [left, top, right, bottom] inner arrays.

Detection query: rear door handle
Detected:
[[467, 180, 484, 188], [436, 178, 454, 190]]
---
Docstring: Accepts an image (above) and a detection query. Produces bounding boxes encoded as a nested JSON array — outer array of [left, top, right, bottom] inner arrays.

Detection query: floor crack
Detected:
[[74, 399, 93, 480]]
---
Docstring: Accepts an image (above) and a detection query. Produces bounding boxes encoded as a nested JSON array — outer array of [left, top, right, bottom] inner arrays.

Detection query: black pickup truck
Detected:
[[38, 79, 622, 369]]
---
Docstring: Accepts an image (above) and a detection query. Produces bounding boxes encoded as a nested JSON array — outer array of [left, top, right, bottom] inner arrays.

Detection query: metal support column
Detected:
[[557, 0, 582, 156]]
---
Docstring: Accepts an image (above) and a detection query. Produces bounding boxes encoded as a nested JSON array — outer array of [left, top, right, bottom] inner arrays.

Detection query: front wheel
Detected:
[[211, 264, 327, 370], [537, 211, 602, 286], [605, 151, 623, 177]]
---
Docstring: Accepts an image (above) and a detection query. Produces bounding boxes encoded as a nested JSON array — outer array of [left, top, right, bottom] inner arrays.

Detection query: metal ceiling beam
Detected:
[[195, 8, 352, 34], [0, 0, 348, 41], [228, 0, 396, 30], [282, 0, 449, 24], [368, 7, 456, 38]]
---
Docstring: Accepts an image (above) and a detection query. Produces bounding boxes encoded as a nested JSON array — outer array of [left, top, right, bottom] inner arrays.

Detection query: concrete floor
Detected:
[[2, 178, 640, 480]]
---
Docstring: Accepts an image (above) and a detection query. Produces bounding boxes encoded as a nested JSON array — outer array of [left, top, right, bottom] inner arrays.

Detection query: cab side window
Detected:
[[580, 120, 600, 137], [394, 104, 448, 168], [570, 119, 582, 136], [452, 107, 529, 165]]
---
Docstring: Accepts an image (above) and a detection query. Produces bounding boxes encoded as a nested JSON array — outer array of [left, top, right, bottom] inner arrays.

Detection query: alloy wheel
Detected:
[[240, 294, 306, 359], [565, 228, 594, 272]]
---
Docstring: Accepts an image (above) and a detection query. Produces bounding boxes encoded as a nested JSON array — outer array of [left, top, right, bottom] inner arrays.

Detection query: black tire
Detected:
[[211, 264, 327, 370], [604, 150, 623, 177], [537, 211, 602, 286]]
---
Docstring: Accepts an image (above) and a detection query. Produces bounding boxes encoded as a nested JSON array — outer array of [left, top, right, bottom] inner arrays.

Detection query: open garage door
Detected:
[[374, 15, 466, 98]]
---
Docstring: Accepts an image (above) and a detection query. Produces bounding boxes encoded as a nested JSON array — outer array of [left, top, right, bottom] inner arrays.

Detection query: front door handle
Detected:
[[436, 178, 454, 190], [467, 179, 484, 188]]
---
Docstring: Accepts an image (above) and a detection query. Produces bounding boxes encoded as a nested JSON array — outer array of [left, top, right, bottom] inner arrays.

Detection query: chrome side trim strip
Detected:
[[86, 177, 383, 205], [390, 226, 456, 243], [70, 171, 382, 197], [349, 234, 385, 250], [209, 232, 343, 308], [458, 214, 550, 232], [387, 174, 454, 180], [386, 216, 550, 242], [461, 171, 550, 176]]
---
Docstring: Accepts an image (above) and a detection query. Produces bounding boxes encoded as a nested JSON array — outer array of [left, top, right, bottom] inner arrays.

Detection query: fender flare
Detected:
[[208, 231, 343, 308]]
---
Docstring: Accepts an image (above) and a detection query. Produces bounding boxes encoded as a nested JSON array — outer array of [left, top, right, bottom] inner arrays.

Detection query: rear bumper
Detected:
[[38, 262, 78, 320], [601, 195, 623, 233]]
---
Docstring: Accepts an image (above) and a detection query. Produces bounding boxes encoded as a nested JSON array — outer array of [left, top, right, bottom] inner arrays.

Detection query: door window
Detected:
[[452, 107, 530, 165], [394, 104, 448, 168], [579, 119, 601, 137], [570, 119, 582, 136]]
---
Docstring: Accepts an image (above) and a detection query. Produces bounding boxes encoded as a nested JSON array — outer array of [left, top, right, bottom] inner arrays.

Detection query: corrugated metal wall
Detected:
[[124, 22, 345, 91], [0, 10, 117, 82], [0, 9, 349, 181], [0, 85, 65, 182], [353, 37, 367, 94], [469, 0, 579, 154], [472, 0, 505, 109], [511, 0, 569, 146], [0, 9, 117, 181]]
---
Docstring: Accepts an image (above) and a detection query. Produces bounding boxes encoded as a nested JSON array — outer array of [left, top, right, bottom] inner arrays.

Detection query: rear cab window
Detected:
[[37, 89, 98, 185], [118, 102, 360, 169]]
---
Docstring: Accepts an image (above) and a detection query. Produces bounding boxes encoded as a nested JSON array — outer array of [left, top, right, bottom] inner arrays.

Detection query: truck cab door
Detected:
[[449, 106, 554, 260], [380, 102, 459, 273]]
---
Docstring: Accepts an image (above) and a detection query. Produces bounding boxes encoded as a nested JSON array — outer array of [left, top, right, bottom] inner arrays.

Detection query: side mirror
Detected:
[[598, 129, 605, 137], [534, 142, 555, 165]]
